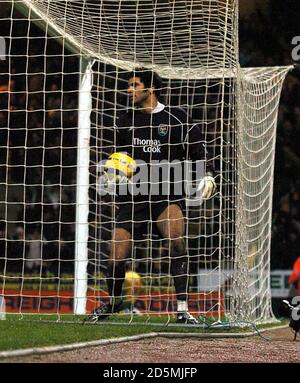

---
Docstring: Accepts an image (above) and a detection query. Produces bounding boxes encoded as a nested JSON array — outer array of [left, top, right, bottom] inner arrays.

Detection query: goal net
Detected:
[[0, 0, 291, 325]]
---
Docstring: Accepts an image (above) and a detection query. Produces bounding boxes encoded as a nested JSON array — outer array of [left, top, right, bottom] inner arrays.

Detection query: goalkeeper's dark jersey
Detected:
[[115, 103, 214, 203]]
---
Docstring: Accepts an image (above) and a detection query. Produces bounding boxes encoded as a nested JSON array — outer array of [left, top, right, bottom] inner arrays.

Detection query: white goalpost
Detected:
[[74, 58, 93, 315], [0, 0, 292, 325]]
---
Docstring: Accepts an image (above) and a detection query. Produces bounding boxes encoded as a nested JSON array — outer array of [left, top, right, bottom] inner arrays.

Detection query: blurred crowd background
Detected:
[[0, 6, 79, 275], [239, 0, 300, 269], [0, 0, 299, 276]]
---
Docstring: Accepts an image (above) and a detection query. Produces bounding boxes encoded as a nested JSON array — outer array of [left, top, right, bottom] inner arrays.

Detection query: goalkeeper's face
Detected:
[[128, 76, 151, 106]]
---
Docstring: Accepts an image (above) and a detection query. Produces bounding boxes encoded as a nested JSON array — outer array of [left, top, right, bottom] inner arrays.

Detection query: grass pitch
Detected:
[[0, 314, 287, 352]]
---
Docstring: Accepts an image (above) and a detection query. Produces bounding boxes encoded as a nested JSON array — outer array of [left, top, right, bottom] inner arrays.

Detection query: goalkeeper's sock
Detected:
[[107, 261, 125, 307], [171, 254, 189, 302], [177, 300, 188, 313]]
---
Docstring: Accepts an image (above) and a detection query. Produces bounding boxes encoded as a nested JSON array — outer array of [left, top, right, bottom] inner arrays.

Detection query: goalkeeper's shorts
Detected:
[[115, 198, 184, 239]]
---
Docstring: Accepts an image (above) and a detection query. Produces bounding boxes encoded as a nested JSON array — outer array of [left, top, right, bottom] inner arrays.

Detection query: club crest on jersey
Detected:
[[158, 124, 169, 137]]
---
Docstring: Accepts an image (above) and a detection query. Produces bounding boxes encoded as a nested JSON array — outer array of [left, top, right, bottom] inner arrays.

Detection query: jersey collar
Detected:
[[152, 101, 165, 114]]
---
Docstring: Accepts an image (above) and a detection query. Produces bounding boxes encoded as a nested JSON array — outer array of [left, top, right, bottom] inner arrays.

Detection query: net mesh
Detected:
[[0, 0, 291, 324], [19, 0, 239, 78], [232, 66, 291, 323]]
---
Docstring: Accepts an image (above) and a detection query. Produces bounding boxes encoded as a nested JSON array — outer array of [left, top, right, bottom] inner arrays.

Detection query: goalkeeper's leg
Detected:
[[86, 228, 131, 322], [107, 228, 132, 305], [156, 203, 198, 324]]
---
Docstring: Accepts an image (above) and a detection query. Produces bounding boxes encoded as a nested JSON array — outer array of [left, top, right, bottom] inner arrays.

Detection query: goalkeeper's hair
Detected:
[[128, 67, 162, 98]]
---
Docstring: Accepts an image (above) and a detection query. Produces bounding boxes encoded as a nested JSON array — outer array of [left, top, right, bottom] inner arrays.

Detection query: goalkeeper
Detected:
[[87, 68, 216, 324]]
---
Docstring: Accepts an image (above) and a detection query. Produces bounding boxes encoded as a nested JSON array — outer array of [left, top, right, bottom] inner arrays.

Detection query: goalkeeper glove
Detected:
[[97, 168, 129, 196], [97, 152, 136, 196], [103, 168, 128, 186], [197, 173, 216, 200]]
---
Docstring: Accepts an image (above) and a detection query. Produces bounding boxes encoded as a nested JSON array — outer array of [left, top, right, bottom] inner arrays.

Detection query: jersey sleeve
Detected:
[[115, 113, 133, 156], [115, 114, 123, 150], [102, 115, 124, 156], [184, 121, 215, 175]]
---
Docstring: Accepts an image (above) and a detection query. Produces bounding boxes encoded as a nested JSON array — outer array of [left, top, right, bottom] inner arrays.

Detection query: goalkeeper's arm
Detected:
[[185, 123, 216, 200]]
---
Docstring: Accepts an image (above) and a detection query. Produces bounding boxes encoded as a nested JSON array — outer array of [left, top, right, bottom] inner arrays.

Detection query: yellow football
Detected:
[[123, 271, 142, 304], [104, 152, 137, 178]]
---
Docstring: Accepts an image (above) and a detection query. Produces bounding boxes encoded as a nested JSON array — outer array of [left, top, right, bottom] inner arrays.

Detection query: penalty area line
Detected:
[[0, 332, 159, 359]]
